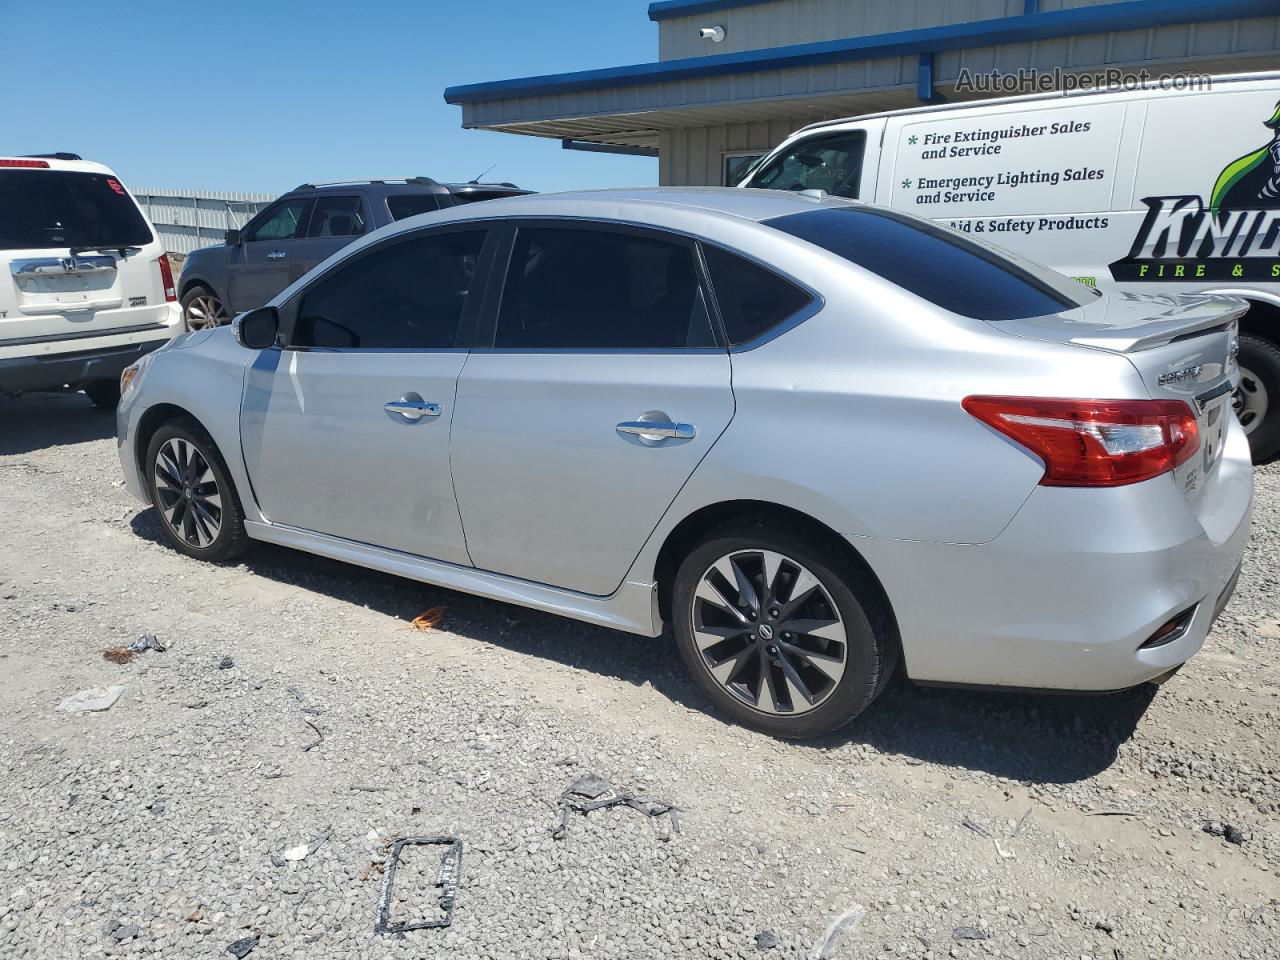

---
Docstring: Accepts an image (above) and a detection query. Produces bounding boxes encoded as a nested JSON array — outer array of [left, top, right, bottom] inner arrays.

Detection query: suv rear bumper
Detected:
[[0, 338, 164, 393]]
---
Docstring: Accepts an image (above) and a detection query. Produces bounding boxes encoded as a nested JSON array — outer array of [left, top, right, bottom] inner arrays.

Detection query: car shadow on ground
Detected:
[[129, 508, 1156, 785], [0, 392, 115, 456]]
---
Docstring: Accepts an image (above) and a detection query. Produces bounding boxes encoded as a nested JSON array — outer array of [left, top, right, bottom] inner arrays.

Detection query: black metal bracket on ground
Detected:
[[374, 835, 463, 935]]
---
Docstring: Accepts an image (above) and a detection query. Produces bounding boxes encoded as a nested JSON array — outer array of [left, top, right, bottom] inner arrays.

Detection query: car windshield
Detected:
[[766, 206, 1096, 322], [0, 170, 153, 250]]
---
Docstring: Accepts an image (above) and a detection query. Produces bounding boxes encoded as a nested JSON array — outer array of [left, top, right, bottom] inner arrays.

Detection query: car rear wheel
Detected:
[[1234, 334, 1280, 464], [145, 419, 250, 562], [83, 379, 120, 409], [671, 519, 894, 738], [181, 285, 229, 331]]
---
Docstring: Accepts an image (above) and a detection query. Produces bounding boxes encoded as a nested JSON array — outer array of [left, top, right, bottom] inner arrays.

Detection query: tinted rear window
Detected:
[[766, 207, 1090, 322], [447, 190, 523, 205], [387, 194, 440, 221], [703, 245, 811, 345], [0, 170, 153, 250]]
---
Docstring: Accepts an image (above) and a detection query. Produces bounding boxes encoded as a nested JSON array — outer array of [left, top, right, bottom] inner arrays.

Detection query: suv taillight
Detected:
[[157, 256, 177, 302], [962, 396, 1200, 488]]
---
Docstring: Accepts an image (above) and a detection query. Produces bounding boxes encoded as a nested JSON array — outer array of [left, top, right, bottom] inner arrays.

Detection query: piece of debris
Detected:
[[1085, 809, 1140, 818], [754, 929, 781, 951], [129, 633, 167, 654], [301, 718, 324, 752], [218, 656, 234, 670], [226, 935, 259, 958], [552, 773, 680, 839], [272, 826, 332, 866], [148, 799, 166, 815], [58, 685, 126, 713], [104, 921, 141, 942], [961, 816, 991, 838], [1012, 807, 1034, 837], [993, 837, 1015, 860], [183, 908, 203, 923], [809, 903, 865, 959], [1203, 820, 1247, 844], [952, 925, 988, 941], [374, 835, 462, 934], [747, 926, 778, 952], [411, 606, 446, 631], [103, 647, 136, 664]]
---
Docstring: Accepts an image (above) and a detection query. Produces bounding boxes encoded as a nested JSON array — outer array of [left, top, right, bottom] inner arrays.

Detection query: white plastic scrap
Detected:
[[58, 685, 127, 713], [810, 902, 866, 960]]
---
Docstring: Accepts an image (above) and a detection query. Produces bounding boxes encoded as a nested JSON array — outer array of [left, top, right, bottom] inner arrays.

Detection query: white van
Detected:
[[741, 70, 1280, 463], [0, 154, 182, 408]]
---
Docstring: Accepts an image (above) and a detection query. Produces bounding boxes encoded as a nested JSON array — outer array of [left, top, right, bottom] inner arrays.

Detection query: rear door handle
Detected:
[[616, 420, 696, 440], [385, 399, 442, 421]]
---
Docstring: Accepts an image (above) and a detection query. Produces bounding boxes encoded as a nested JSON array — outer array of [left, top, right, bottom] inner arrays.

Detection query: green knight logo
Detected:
[[1210, 101, 1280, 211], [1110, 100, 1280, 282]]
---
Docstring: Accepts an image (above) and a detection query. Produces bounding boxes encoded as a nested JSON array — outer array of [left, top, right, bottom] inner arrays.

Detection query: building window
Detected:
[[722, 153, 764, 187]]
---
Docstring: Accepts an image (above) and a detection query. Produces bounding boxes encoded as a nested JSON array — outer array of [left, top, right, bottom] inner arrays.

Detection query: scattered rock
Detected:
[[952, 925, 988, 941], [217, 656, 234, 670], [226, 935, 259, 958], [754, 929, 780, 951]]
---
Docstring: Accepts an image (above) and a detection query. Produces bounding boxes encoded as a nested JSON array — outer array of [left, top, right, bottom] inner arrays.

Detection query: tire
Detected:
[[83, 379, 120, 409], [180, 284, 229, 331], [671, 518, 894, 738], [145, 418, 251, 562], [1235, 334, 1280, 465]]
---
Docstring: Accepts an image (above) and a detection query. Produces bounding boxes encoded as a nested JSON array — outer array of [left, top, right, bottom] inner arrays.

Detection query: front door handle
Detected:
[[616, 420, 696, 441], [267, 250, 287, 260], [385, 397, 442, 421]]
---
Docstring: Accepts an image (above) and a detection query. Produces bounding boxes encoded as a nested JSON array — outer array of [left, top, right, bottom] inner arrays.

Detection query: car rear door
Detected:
[[239, 225, 495, 564], [450, 220, 735, 596], [226, 196, 313, 313], [287, 193, 368, 285]]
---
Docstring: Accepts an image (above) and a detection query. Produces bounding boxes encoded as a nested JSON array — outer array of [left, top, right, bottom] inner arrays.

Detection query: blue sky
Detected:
[[0, 0, 659, 196]]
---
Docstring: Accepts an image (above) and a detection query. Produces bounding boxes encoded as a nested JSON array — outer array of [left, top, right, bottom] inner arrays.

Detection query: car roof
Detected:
[[421, 186, 857, 226], [287, 178, 529, 197]]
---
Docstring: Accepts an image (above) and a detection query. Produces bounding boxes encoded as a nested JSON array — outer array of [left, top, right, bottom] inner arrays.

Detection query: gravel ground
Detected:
[[1, 391, 1278, 960]]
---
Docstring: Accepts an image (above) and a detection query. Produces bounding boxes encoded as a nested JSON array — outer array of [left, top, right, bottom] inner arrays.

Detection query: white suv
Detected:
[[0, 154, 182, 408]]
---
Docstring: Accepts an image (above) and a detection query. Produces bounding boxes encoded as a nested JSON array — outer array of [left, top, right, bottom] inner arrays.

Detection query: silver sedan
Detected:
[[116, 188, 1252, 737]]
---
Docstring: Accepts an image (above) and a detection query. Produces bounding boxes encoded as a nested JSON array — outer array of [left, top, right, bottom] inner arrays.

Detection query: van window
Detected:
[[767, 207, 1092, 321], [0, 170, 153, 250], [748, 131, 866, 199]]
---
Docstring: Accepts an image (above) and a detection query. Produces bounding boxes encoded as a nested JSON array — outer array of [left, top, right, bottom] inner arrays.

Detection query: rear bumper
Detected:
[[0, 338, 166, 393], [859, 417, 1254, 691]]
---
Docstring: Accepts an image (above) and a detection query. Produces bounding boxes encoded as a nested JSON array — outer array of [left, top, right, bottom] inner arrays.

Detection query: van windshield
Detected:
[[766, 206, 1096, 322], [746, 131, 867, 198], [0, 170, 153, 250]]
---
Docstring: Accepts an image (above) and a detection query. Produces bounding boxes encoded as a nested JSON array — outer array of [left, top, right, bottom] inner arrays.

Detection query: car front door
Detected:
[[450, 221, 735, 596], [239, 226, 494, 565], [227, 196, 313, 313], [288, 193, 368, 285]]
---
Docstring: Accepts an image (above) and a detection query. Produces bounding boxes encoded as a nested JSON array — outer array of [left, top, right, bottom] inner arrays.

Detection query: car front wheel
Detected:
[[145, 419, 250, 562], [671, 519, 895, 738]]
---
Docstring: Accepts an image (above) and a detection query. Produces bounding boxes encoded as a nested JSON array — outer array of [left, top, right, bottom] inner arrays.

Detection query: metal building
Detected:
[[132, 187, 274, 256], [445, 0, 1280, 186]]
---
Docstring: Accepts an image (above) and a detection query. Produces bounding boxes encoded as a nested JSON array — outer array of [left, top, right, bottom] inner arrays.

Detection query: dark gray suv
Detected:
[[177, 177, 529, 329]]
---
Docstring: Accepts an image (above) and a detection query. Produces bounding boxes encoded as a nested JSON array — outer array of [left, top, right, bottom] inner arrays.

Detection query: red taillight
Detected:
[[962, 396, 1200, 487], [157, 256, 177, 302], [0, 158, 50, 168]]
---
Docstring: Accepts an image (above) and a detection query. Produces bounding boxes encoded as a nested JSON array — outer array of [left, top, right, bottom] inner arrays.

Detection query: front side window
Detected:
[[0, 170, 152, 249], [307, 195, 365, 238], [246, 197, 311, 243], [748, 131, 867, 199], [723, 153, 764, 187], [293, 230, 487, 349], [495, 227, 713, 349], [703, 245, 811, 346], [767, 207, 1092, 322]]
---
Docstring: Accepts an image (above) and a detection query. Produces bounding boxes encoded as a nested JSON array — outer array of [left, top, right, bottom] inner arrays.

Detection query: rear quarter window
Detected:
[[766, 207, 1092, 322]]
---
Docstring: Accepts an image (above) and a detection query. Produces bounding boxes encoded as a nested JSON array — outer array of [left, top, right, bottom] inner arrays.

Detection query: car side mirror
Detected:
[[234, 307, 280, 350], [225, 229, 242, 245]]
